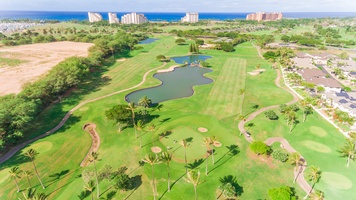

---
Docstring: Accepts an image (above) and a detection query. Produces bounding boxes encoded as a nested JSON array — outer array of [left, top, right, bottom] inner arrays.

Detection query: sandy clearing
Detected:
[[0, 41, 93, 96]]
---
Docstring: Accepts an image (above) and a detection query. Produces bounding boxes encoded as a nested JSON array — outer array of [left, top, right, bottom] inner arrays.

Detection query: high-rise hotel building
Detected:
[[246, 12, 283, 21], [121, 13, 148, 24], [88, 12, 103, 23], [181, 13, 199, 23], [108, 12, 120, 24]]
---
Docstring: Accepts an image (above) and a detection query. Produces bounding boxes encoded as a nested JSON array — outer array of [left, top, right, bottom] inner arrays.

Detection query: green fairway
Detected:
[[0, 34, 346, 200], [204, 58, 246, 119]]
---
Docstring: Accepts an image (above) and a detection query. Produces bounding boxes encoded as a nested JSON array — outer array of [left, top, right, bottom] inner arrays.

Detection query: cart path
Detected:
[[265, 137, 312, 194], [0, 62, 167, 164]]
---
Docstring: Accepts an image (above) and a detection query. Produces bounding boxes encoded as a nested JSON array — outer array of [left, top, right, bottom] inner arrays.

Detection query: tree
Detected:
[[265, 110, 279, 120], [221, 43, 234, 52], [219, 183, 236, 199], [142, 154, 161, 200], [268, 186, 296, 200], [113, 167, 133, 191], [105, 104, 131, 132], [88, 152, 100, 198], [304, 166, 321, 199], [20, 188, 48, 200], [300, 99, 313, 122], [84, 180, 95, 200], [203, 137, 211, 175], [175, 38, 186, 45], [24, 149, 45, 189], [161, 152, 173, 192], [288, 152, 303, 183], [271, 149, 289, 162], [210, 136, 218, 165], [9, 166, 21, 192], [138, 96, 152, 108], [156, 54, 167, 62], [309, 190, 324, 200], [180, 139, 189, 173], [184, 170, 203, 200], [127, 102, 137, 138], [23, 171, 33, 188], [286, 111, 297, 132], [337, 139, 356, 167], [250, 141, 271, 155]]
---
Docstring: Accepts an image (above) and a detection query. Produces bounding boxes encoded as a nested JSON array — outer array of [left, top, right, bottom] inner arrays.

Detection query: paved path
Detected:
[[265, 137, 311, 194], [0, 62, 167, 165], [238, 45, 311, 193]]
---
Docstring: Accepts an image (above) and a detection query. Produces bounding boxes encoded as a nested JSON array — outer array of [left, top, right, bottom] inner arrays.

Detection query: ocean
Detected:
[[0, 11, 356, 22]]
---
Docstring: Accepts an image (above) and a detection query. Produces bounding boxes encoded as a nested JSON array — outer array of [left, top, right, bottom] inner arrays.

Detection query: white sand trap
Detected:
[[151, 146, 162, 153], [198, 127, 208, 133], [248, 71, 260, 76], [117, 58, 126, 62], [213, 141, 222, 147]]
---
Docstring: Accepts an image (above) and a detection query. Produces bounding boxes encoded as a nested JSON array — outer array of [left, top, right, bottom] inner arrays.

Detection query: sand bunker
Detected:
[[198, 127, 208, 133], [151, 146, 162, 153], [248, 69, 266, 76], [0, 41, 93, 96]]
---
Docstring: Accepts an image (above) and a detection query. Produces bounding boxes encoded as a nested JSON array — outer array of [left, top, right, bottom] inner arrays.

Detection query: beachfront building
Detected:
[[121, 13, 148, 24], [88, 12, 103, 23], [181, 13, 199, 23], [108, 12, 120, 24], [246, 12, 283, 21]]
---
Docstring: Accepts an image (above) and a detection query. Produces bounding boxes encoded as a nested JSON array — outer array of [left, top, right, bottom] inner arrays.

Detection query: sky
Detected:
[[0, 0, 355, 12]]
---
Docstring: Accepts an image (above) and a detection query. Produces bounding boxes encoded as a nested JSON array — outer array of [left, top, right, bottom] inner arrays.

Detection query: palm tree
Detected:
[[147, 123, 156, 147], [84, 180, 95, 200], [184, 170, 203, 200], [286, 111, 297, 132], [288, 152, 303, 183], [337, 139, 356, 167], [23, 171, 33, 188], [88, 152, 100, 198], [180, 139, 189, 174], [161, 152, 173, 192], [209, 136, 218, 165], [136, 120, 144, 148], [300, 99, 313, 122], [309, 190, 324, 200], [24, 149, 45, 189], [304, 165, 321, 199], [9, 166, 21, 192], [127, 102, 137, 138], [138, 96, 152, 108], [142, 154, 161, 200], [20, 188, 48, 200], [203, 137, 211, 175]]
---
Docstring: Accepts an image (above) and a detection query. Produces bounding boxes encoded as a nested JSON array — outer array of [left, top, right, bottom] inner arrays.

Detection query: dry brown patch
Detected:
[[0, 41, 93, 96], [247, 149, 276, 169]]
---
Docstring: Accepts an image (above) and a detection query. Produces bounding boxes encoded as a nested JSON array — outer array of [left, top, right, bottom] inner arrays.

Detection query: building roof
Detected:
[[297, 69, 342, 88], [292, 58, 318, 69]]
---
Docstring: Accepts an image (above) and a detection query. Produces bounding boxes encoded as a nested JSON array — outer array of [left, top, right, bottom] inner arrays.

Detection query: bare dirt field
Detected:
[[0, 41, 93, 96]]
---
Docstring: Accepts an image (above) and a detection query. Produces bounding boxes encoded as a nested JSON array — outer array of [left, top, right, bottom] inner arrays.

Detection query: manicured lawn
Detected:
[[247, 107, 356, 199], [0, 38, 314, 199]]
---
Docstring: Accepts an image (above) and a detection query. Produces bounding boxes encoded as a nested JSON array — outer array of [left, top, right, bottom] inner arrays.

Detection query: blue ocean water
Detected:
[[0, 11, 355, 21]]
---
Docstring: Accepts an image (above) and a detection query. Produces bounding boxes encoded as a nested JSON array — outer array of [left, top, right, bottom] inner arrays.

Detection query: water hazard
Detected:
[[125, 55, 213, 104]]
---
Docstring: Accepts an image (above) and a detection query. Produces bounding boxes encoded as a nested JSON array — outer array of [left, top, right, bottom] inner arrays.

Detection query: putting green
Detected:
[[23, 141, 53, 154], [321, 172, 353, 190], [309, 126, 328, 137], [0, 168, 10, 185], [302, 141, 331, 153], [160, 126, 206, 163]]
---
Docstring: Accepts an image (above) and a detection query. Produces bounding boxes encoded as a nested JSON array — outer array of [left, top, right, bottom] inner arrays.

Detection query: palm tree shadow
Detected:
[[219, 175, 244, 197], [124, 175, 142, 200], [215, 145, 239, 165], [187, 158, 204, 170], [209, 149, 239, 174]]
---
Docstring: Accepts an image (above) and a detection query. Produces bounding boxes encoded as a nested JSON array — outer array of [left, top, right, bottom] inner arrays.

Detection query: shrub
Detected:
[[175, 38, 186, 45], [221, 43, 235, 52], [250, 141, 271, 155], [264, 110, 278, 120], [271, 149, 289, 162]]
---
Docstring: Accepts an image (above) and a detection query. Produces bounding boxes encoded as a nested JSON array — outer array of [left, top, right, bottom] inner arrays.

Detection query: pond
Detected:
[[139, 38, 159, 44], [170, 55, 212, 64], [125, 55, 213, 104]]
